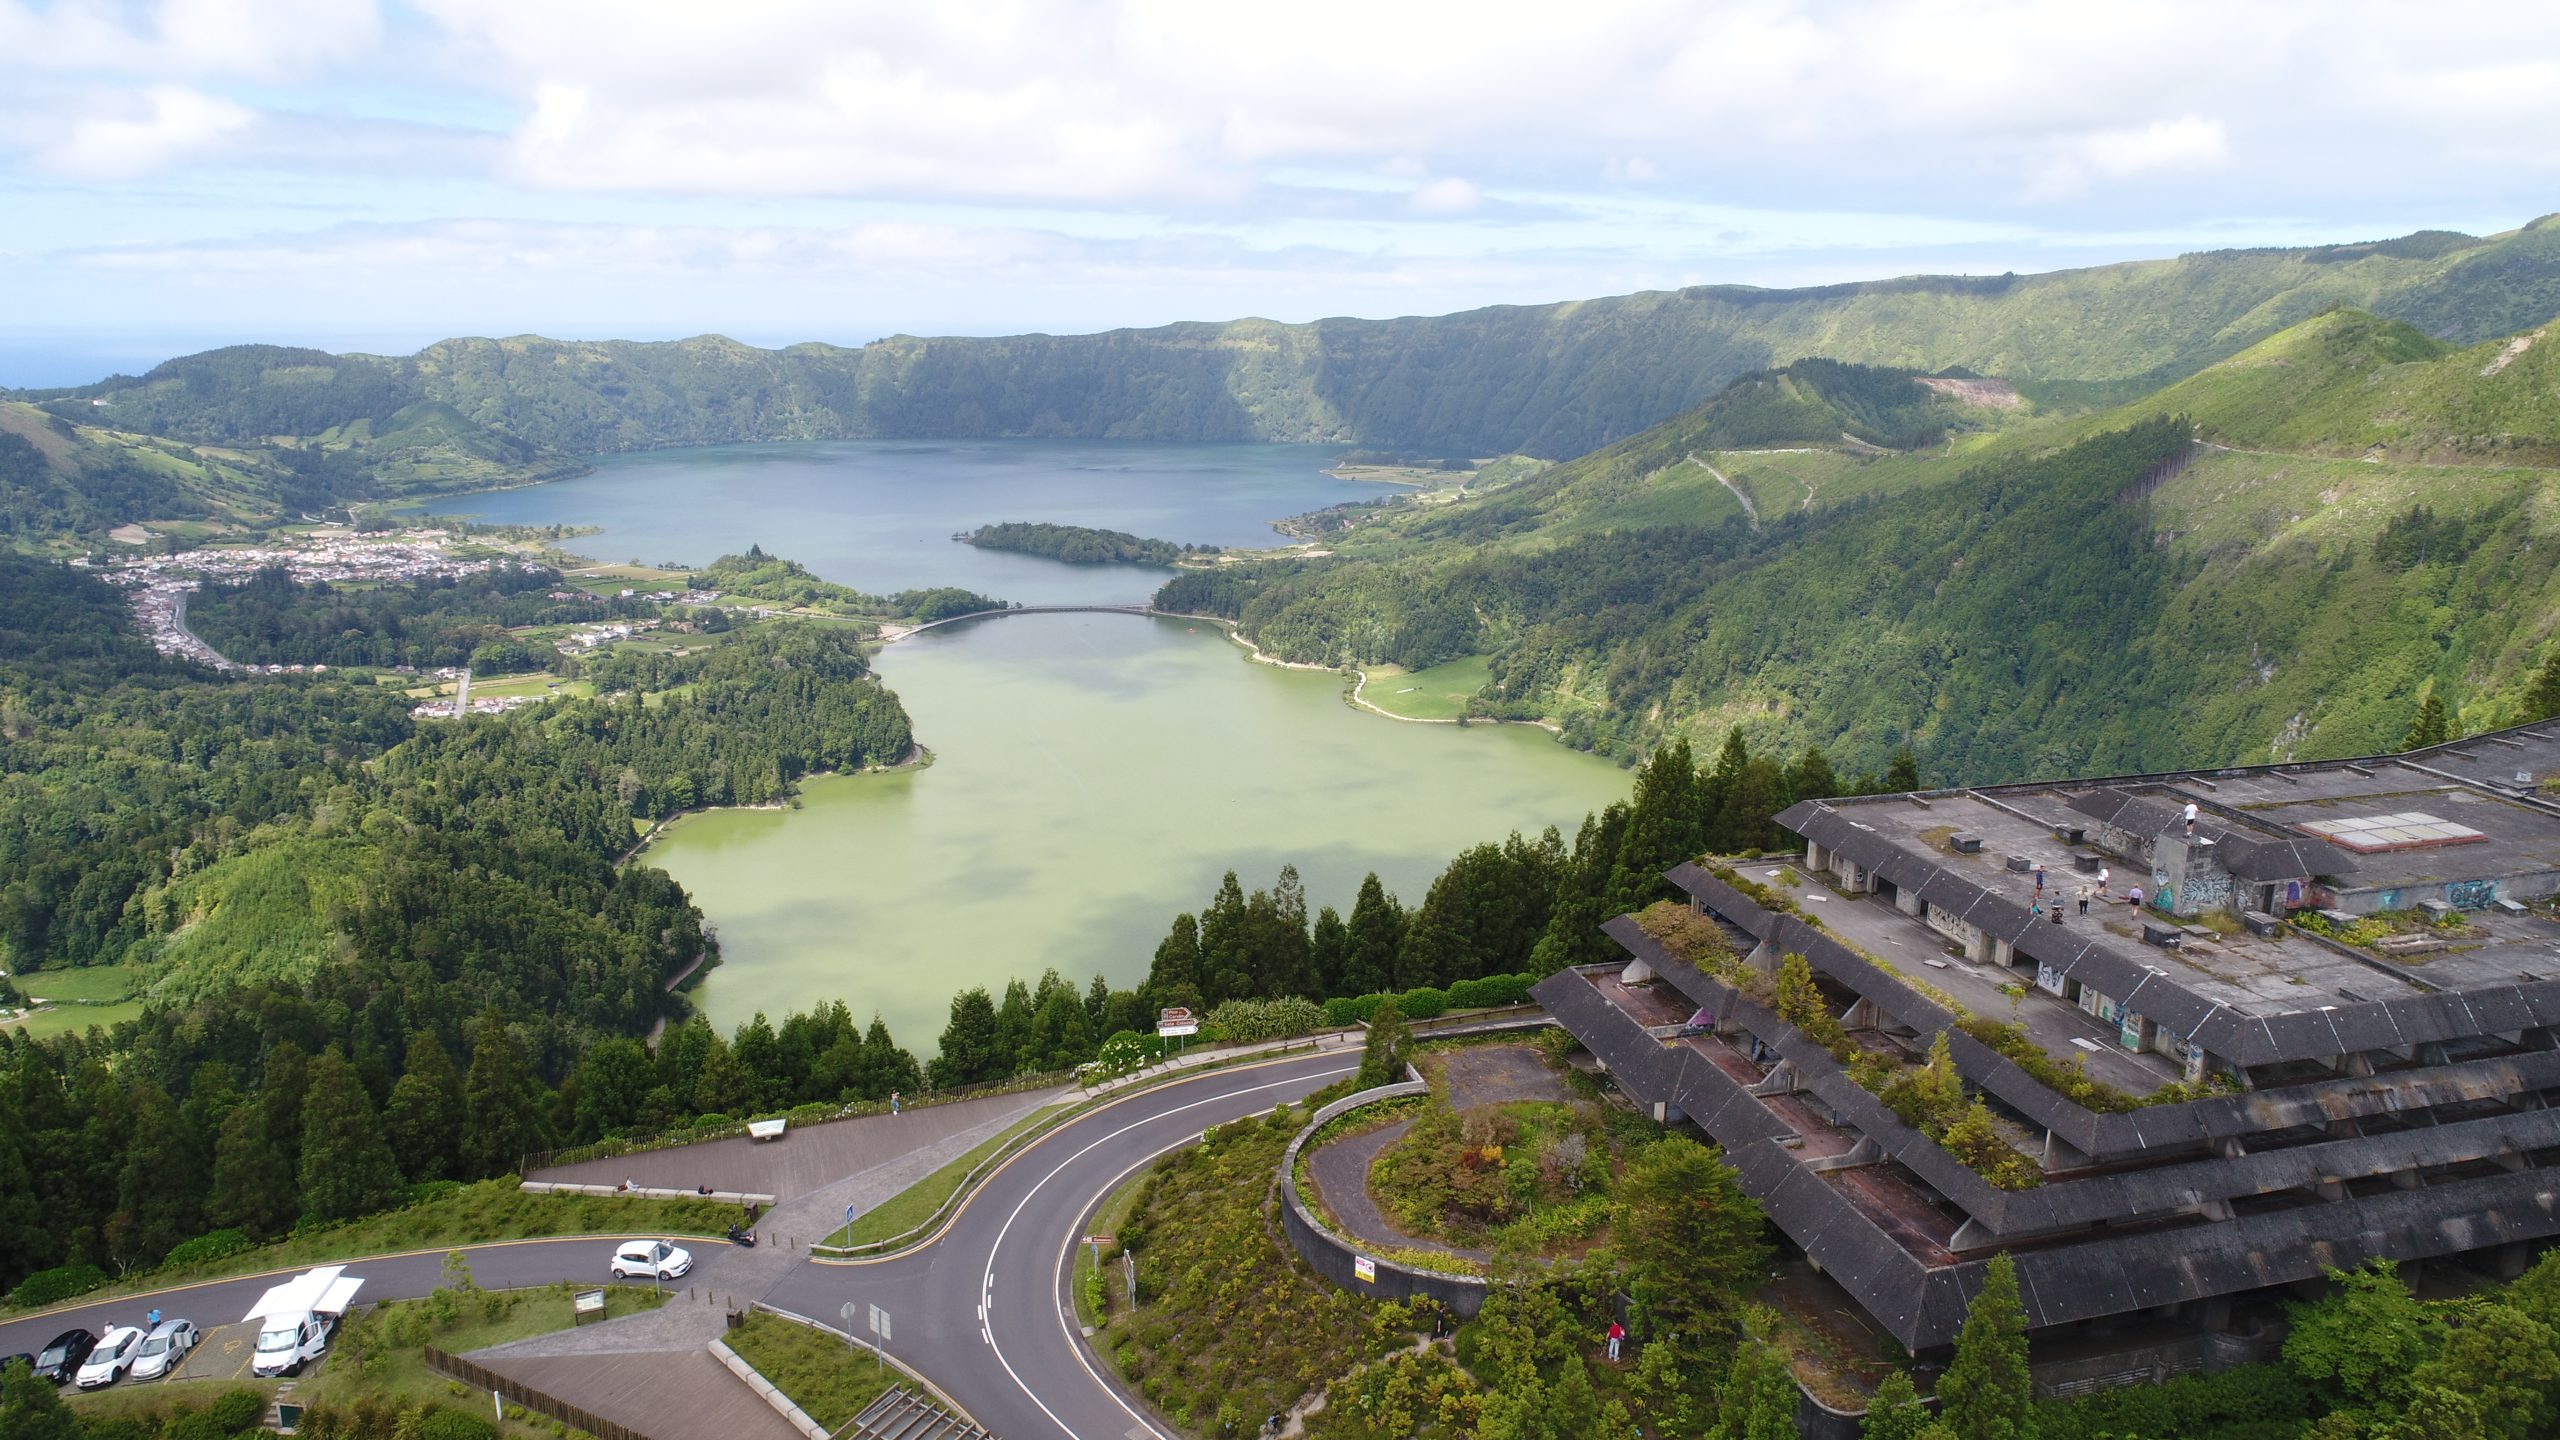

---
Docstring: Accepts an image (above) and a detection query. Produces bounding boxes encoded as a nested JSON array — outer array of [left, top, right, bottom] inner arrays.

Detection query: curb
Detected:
[[710, 1336, 829, 1440]]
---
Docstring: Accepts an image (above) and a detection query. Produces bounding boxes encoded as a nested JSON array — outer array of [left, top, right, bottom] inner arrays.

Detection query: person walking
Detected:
[[2183, 800, 2199, 838], [890, 1090, 901, 1117], [2097, 864, 2111, 899], [1606, 1319, 1626, 1362], [2077, 885, 2091, 917], [147, 1307, 160, 1330], [2129, 885, 2145, 911]]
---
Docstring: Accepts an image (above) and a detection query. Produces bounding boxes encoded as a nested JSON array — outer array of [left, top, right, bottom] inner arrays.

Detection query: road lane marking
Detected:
[[982, 1065, 1353, 1439]]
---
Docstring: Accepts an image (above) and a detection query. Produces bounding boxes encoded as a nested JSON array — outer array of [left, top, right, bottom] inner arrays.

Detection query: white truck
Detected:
[[243, 1264, 365, 1377]]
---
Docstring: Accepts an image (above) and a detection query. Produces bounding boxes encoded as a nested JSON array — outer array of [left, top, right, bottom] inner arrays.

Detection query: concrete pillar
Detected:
[[1991, 937, 2014, 967], [1806, 840, 1828, 872], [2043, 1130, 2094, 1173], [1896, 888, 1924, 918], [2391, 1168, 2423, 1191]]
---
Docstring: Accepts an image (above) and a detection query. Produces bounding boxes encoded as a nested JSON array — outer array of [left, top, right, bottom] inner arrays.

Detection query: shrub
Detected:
[[1397, 986, 1449, 1020], [1203, 996, 1327, 1044], [692, 1111, 732, 1129], [418, 1406, 502, 1440], [163, 1228, 254, 1269], [1445, 973, 1536, 1010], [10, 1262, 107, 1308], [208, 1390, 269, 1431], [1324, 994, 1376, 1026], [404, 1180, 462, 1208]]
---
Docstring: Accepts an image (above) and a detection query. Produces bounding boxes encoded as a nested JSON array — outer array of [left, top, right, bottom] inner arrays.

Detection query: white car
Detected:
[[129, 1319, 199, 1381], [609, 1239, 693, 1280], [75, 1326, 143, 1389]]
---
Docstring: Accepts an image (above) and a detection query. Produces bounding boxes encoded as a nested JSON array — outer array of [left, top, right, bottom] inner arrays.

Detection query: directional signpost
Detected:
[[1157, 1006, 1197, 1062]]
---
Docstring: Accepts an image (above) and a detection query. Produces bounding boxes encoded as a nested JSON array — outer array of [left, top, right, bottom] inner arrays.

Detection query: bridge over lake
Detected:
[[896, 603, 1187, 635]]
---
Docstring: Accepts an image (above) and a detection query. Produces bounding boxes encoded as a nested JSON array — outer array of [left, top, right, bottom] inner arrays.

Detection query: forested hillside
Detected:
[[1169, 300, 2560, 780], [24, 218, 2560, 467]]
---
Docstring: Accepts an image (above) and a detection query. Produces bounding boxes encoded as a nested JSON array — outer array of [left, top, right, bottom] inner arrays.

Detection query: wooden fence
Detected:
[[423, 1345, 651, 1440]]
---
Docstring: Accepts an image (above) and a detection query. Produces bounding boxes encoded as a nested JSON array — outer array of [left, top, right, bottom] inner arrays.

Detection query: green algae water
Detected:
[[660, 612, 1627, 1048], [450, 440, 1630, 1050]]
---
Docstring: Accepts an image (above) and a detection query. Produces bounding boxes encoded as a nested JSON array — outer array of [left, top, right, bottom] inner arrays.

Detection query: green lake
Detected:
[[453, 440, 1630, 1051], [660, 612, 1627, 1048]]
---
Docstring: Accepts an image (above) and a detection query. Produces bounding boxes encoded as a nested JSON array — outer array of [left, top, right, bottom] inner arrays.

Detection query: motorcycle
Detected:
[[725, 1224, 758, 1248]]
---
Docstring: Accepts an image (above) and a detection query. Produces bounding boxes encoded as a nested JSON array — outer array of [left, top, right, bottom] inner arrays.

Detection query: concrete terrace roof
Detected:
[[1773, 788, 2560, 1065]]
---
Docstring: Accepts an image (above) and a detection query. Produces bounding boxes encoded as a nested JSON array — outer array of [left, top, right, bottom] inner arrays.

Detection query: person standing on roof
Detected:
[[2098, 864, 2111, 898], [2032, 861, 2046, 895], [2077, 885, 2091, 917], [2184, 800, 2199, 838], [2129, 884, 2145, 911]]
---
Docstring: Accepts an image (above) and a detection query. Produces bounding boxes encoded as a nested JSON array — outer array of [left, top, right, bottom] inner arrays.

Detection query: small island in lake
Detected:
[[959, 522, 1215, 566]]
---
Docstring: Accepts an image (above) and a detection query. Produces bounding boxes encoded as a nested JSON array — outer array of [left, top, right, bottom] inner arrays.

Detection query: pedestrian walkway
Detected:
[[528, 1087, 1065, 1203], [1305, 1118, 1492, 1267], [473, 1349, 805, 1440]]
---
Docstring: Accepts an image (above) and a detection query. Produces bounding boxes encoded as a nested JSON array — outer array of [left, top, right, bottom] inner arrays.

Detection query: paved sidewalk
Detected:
[[529, 1087, 1065, 1202], [476, 1350, 804, 1440], [1305, 1118, 1492, 1267]]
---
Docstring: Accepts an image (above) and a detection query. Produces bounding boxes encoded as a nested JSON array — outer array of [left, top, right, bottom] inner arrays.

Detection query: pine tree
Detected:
[[1197, 872, 1252, 1003], [693, 1031, 750, 1115], [207, 1101, 295, 1239], [1259, 863, 1314, 997], [1617, 1136, 1772, 1330], [259, 1040, 313, 1178], [1147, 913, 1203, 1012], [298, 1048, 404, 1224], [1609, 738, 1707, 912], [1356, 996, 1413, 1089], [2528, 651, 2560, 723], [1938, 1252, 2031, 1440], [1715, 1341, 1798, 1440], [993, 978, 1035, 1074], [858, 1015, 923, 1099], [113, 1081, 200, 1267], [931, 987, 1001, 1087], [1885, 746, 1922, 793], [2405, 690, 2454, 750], [569, 1038, 652, 1141], [1343, 874, 1407, 995], [1309, 906, 1349, 997], [1860, 1369, 1930, 1440], [460, 1012, 542, 1180], [1785, 745, 1843, 807], [383, 1029, 464, 1181], [1533, 803, 1631, 973], [1715, 755, 1787, 855]]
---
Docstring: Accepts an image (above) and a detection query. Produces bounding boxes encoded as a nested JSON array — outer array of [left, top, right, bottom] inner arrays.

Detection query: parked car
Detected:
[[75, 1326, 143, 1389], [0, 1352, 34, 1376], [129, 1319, 199, 1381], [30, 1329, 95, 1384], [609, 1239, 693, 1280]]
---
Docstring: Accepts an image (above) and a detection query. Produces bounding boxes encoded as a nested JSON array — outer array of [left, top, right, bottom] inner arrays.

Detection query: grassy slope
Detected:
[[724, 1311, 899, 1430]]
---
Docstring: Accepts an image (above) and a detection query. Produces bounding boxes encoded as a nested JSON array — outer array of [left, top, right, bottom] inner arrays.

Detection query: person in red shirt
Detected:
[[1606, 1319, 1625, 1361]]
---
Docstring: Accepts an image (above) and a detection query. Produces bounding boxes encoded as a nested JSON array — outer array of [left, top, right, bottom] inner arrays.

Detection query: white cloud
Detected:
[[1408, 177, 1482, 214], [2080, 116, 2228, 179], [0, 0, 380, 80], [37, 85, 254, 177]]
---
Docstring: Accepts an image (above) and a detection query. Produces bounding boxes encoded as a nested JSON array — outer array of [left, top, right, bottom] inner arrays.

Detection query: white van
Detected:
[[243, 1266, 364, 1378]]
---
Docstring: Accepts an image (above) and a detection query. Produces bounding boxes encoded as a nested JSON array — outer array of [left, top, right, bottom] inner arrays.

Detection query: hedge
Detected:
[[10, 1262, 107, 1309], [1322, 973, 1538, 1027]]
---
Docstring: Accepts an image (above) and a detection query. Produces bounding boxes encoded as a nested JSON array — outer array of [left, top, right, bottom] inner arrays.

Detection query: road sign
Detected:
[[1354, 1256, 1377, 1284], [1084, 1234, 1115, 1248], [1156, 1006, 1198, 1038], [840, 1301, 859, 1331], [869, 1303, 891, 1342]]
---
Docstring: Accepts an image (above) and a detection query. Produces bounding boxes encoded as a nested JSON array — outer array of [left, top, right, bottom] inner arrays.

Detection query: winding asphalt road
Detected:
[[1, 1049, 1356, 1440]]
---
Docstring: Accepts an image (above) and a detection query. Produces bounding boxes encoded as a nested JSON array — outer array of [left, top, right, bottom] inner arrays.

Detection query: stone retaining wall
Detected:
[[1276, 1079, 1492, 1318]]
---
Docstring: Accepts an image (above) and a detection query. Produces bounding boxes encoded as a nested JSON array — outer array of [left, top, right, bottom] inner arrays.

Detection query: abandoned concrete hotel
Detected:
[[1537, 721, 2560, 1387]]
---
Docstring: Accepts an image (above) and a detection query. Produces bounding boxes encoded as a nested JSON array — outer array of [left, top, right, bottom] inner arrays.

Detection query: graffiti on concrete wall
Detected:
[[2446, 879, 2498, 910], [2183, 873, 2234, 911]]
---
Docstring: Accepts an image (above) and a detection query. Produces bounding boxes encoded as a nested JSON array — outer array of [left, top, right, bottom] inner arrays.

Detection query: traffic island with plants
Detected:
[[722, 1310, 900, 1432], [1334, 1041, 1662, 1264], [1082, 1061, 1798, 1440]]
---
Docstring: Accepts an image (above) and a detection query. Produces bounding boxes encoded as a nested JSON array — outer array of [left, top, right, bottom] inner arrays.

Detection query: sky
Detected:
[[3, 0, 2558, 386]]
